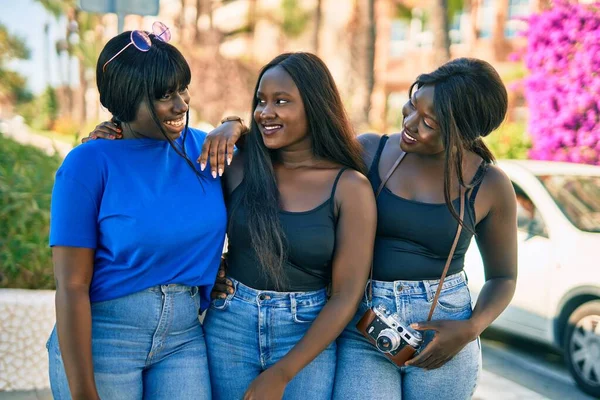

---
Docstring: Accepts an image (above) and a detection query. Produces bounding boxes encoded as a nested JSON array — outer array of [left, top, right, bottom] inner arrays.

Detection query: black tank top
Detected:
[[226, 168, 348, 291], [367, 135, 487, 281]]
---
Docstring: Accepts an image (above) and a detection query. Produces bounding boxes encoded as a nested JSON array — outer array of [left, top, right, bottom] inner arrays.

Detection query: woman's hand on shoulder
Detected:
[[81, 120, 122, 143], [197, 119, 248, 179]]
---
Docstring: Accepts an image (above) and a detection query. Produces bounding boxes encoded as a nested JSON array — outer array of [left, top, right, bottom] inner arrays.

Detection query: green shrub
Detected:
[[0, 132, 60, 289], [484, 121, 532, 160]]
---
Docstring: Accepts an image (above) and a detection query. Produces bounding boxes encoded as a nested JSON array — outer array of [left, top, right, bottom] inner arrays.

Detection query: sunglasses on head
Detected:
[[102, 21, 171, 72]]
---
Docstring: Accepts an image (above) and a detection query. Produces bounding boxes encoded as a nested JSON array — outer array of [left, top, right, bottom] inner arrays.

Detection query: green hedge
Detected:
[[0, 133, 60, 289]]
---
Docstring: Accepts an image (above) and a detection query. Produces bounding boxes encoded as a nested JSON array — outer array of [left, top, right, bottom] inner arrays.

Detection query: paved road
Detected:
[[475, 329, 596, 400]]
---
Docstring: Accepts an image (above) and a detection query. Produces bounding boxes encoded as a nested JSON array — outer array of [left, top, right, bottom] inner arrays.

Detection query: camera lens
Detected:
[[376, 329, 402, 353], [377, 336, 392, 351]]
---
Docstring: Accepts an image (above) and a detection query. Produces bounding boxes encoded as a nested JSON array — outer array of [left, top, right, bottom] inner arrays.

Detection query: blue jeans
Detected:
[[204, 277, 336, 400], [47, 284, 211, 400], [334, 272, 481, 400]]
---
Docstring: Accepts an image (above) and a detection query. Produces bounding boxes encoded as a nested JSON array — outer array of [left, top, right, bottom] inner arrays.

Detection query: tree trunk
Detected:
[[492, 0, 508, 61], [312, 0, 322, 55], [195, 0, 202, 43], [364, 0, 376, 126], [430, 0, 451, 66]]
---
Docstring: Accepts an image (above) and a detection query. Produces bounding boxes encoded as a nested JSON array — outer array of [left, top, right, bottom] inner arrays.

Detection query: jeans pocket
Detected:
[[435, 284, 472, 314], [292, 304, 322, 324], [210, 295, 232, 311]]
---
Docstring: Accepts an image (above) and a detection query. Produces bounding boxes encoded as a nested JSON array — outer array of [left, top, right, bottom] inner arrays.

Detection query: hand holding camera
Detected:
[[404, 319, 478, 370]]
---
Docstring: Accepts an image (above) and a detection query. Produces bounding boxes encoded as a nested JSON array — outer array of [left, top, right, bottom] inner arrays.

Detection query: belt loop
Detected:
[[364, 280, 372, 308], [423, 280, 433, 302], [290, 293, 297, 315]]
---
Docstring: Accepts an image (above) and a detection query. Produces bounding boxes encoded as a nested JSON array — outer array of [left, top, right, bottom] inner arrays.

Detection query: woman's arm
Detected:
[[406, 165, 517, 370], [243, 170, 377, 400], [467, 165, 518, 335], [53, 246, 99, 400]]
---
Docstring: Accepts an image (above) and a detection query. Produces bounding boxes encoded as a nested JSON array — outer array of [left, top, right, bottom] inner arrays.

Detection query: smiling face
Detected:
[[253, 66, 309, 150], [400, 84, 445, 155], [128, 86, 190, 140]]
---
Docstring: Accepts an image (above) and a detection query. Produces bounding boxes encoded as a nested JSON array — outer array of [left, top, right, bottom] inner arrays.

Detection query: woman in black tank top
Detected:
[[206, 58, 517, 400], [331, 59, 518, 400], [203, 53, 376, 400]]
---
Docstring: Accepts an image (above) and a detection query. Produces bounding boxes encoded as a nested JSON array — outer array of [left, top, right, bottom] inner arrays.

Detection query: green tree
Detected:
[[0, 23, 31, 104]]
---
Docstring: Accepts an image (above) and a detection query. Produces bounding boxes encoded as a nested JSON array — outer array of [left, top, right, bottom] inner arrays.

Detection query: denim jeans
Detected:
[[333, 272, 481, 400], [46, 284, 211, 400], [204, 277, 336, 400]]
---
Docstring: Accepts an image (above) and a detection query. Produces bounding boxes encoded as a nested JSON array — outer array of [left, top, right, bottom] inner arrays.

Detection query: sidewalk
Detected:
[[0, 117, 73, 158]]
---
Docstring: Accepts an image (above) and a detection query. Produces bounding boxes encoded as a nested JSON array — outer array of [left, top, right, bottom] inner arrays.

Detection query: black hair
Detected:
[[409, 57, 507, 225], [239, 52, 366, 289], [96, 31, 202, 182]]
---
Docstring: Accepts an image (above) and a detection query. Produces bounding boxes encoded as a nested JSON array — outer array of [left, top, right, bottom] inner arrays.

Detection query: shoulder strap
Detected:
[[376, 151, 406, 197], [329, 167, 348, 215], [368, 135, 390, 175], [425, 186, 472, 321]]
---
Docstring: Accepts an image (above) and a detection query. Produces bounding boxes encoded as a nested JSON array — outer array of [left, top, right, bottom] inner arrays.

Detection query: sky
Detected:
[[0, 0, 75, 94]]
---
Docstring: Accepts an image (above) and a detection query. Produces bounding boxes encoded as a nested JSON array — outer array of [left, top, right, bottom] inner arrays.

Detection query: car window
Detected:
[[513, 183, 548, 238], [537, 175, 600, 233]]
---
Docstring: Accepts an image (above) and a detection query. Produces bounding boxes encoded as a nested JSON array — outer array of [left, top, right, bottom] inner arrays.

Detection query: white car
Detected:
[[465, 160, 600, 398]]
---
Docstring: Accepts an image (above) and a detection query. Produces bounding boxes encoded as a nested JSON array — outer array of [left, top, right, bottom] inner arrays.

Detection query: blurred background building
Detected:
[[0, 0, 556, 136]]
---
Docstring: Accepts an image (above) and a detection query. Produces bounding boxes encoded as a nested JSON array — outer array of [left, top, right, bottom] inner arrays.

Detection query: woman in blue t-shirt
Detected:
[[47, 26, 227, 399]]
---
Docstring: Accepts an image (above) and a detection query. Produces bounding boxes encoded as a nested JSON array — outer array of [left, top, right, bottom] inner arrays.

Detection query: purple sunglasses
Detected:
[[102, 21, 171, 72]]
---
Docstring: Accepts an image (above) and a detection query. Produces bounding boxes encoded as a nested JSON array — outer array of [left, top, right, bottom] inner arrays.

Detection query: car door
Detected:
[[500, 183, 555, 339]]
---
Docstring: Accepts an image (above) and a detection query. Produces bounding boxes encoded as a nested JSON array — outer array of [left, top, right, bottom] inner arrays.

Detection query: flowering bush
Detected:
[[518, 1, 600, 164]]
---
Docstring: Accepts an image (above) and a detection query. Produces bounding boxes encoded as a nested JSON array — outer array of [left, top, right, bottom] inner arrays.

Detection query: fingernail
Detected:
[[200, 163, 206, 171], [227, 156, 232, 166], [218, 168, 223, 177], [220, 294, 226, 299], [411, 323, 418, 328], [212, 171, 217, 179], [228, 288, 234, 294], [226, 280, 232, 285], [109, 135, 115, 140]]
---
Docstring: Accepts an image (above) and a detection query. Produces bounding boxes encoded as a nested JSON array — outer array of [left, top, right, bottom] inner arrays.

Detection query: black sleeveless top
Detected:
[[226, 168, 347, 291], [368, 135, 487, 281]]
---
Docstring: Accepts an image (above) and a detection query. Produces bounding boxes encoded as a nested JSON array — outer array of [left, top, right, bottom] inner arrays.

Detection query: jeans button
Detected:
[[259, 294, 265, 301]]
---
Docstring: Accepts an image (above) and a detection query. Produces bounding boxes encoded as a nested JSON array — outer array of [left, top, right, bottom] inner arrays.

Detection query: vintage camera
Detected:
[[357, 304, 423, 366]]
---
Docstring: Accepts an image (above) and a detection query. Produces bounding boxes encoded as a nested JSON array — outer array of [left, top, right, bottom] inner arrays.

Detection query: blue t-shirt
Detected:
[[49, 128, 227, 310]]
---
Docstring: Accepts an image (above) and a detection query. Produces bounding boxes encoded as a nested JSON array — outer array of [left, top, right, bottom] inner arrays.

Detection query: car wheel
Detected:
[[564, 300, 600, 398]]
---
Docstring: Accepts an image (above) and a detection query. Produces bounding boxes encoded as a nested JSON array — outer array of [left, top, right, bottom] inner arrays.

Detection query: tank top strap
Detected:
[[329, 167, 349, 215], [467, 161, 489, 208], [368, 135, 389, 177]]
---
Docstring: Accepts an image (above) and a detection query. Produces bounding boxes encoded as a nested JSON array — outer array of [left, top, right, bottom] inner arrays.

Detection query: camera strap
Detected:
[[370, 147, 472, 322]]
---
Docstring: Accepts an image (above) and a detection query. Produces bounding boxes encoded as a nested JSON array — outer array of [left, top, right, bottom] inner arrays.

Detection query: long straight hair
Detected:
[[238, 52, 365, 289], [96, 32, 203, 183], [410, 58, 507, 224]]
